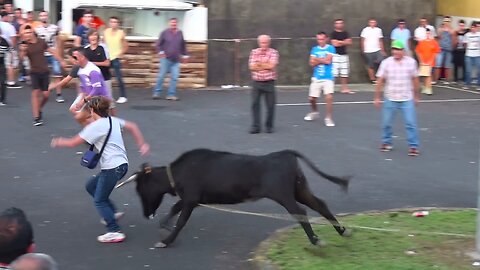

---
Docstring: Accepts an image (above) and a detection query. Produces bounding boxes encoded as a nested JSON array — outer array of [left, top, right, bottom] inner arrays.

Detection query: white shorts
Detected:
[[333, 54, 349, 78], [309, 78, 334, 98], [104, 80, 116, 109], [5, 50, 19, 68]]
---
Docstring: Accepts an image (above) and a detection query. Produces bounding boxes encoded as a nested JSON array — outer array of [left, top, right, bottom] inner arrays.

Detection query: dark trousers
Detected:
[[251, 80, 276, 129], [0, 65, 6, 103], [453, 50, 466, 82]]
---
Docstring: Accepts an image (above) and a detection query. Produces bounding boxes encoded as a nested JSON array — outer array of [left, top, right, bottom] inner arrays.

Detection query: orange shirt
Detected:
[[415, 38, 441, 67], [78, 16, 105, 30]]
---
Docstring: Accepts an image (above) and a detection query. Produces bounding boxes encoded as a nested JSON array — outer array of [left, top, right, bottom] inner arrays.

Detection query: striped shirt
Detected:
[[249, 48, 279, 81], [0, 37, 10, 62], [376, 56, 418, 102], [77, 61, 109, 97], [465, 31, 480, 57]]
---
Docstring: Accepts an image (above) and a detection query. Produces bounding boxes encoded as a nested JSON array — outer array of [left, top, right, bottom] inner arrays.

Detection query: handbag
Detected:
[[81, 116, 112, 169]]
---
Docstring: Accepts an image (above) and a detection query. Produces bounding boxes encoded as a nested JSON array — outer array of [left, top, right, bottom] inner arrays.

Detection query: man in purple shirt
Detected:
[[70, 47, 111, 126], [152, 18, 189, 101]]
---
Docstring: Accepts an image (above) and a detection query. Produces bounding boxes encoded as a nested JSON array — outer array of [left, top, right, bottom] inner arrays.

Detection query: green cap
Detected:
[[391, 40, 404, 50]]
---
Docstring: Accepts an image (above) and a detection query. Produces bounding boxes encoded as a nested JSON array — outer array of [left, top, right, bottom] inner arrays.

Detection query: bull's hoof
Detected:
[[154, 241, 168, 248], [342, 228, 353, 237], [312, 239, 327, 247]]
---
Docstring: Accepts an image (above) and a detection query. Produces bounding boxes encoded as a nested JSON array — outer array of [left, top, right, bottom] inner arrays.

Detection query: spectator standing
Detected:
[[415, 29, 440, 95], [74, 10, 93, 47], [391, 19, 412, 56], [414, 17, 437, 42], [104, 16, 128, 104], [0, 30, 9, 105], [248, 34, 279, 134], [304, 32, 336, 127], [374, 40, 420, 156], [360, 19, 386, 84], [434, 16, 456, 84], [0, 208, 34, 268], [0, 11, 20, 88], [35, 10, 64, 103], [464, 21, 480, 90], [453, 19, 469, 83], [153, 18, 188, 101], [330, 18, 354, 94]]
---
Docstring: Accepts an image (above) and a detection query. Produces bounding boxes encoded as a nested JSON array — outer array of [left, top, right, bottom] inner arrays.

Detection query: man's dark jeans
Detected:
[[251, 80, 276, 130]]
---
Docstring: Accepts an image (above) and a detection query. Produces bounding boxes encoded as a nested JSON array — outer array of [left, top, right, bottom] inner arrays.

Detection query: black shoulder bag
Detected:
[[81, 116, 112, 169]]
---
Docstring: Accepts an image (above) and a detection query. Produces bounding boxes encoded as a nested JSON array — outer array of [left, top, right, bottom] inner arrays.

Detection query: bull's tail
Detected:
[[288, 150, 351, 192]]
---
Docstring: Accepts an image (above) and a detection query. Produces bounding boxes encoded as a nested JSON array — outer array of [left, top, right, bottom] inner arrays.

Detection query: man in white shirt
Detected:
[[0, 11, 21, 89], [414, 17, 437, 41], [360, 19, 386, 84], [464, 21, 480, 90]]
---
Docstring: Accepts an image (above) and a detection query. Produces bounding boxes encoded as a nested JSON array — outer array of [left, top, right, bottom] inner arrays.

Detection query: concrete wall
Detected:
[[206, 0, 436, 86]]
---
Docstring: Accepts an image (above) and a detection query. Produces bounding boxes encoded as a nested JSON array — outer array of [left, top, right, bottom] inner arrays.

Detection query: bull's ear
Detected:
[[141, 163, 152, 174]]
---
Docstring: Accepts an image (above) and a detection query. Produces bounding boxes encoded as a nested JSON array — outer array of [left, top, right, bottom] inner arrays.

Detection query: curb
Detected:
[[250, 207, 476, 270]]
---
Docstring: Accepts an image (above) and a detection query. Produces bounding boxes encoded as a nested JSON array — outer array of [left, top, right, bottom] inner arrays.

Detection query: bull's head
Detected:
[[116, 163, 175, 219]]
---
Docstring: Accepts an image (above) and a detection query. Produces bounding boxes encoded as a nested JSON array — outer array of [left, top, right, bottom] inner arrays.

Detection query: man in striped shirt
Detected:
[[374, 40, 420, 156], [248, 35, 279, 134]]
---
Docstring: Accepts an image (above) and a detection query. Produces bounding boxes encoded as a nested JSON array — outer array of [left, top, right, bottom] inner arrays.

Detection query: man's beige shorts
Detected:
[[309, 78, 334, 98]]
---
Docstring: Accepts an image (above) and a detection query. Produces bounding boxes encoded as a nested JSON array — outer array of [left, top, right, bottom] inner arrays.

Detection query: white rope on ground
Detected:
[[277, 98, 480, 107], [199, 204, 474, 238]]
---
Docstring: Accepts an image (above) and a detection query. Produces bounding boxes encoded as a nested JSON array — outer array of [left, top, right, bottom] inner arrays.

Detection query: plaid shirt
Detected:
[[376, 56, 418, 101], [248, 48, 279, 81]]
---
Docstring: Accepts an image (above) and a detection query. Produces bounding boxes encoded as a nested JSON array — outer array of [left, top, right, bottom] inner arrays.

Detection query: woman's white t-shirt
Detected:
[[79, 117, 128, 170]]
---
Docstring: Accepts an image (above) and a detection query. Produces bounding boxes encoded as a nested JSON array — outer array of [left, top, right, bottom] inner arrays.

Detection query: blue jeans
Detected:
[[382, 99, 419, 148], [46, 55, 62, 76], [465, 56, 480, 86], [111, 58, 126, 98], [153, 58, 180, 96], [86, 163, 128, 232]]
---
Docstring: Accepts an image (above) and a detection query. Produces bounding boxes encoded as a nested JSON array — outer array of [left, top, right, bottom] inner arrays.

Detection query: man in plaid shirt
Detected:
[[248, 35, 279, 134], [374, 40, 420, 156]]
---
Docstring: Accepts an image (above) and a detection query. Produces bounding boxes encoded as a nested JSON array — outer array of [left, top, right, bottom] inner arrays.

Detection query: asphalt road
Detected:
[[1, 83, 479, 270]]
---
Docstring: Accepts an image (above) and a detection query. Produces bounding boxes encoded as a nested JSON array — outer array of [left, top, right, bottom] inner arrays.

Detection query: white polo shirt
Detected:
[[360, 27, 383, 53], [414, 25, 437, 41]]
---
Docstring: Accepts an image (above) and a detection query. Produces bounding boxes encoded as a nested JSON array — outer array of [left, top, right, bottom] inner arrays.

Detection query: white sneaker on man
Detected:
[[116, 97, 128, 104], [324, 118, 335, 127], [97, 231, 126, 243], [100, 212, 125, 225], [304, 112, 320, 121]]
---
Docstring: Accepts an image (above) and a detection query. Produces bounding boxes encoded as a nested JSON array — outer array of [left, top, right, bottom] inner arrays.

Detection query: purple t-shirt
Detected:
[[77, 61, 109, 97]]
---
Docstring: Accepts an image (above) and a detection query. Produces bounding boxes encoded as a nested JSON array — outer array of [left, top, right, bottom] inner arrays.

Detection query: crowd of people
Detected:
[[248, 17, 480, 156]]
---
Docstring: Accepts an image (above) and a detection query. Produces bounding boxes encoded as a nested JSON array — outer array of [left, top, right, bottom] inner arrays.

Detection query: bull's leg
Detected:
[[296, 189, 350, 237], [277, 198, 320, 245], [159, 200, 183, 231], [155, 203, 196, 248]]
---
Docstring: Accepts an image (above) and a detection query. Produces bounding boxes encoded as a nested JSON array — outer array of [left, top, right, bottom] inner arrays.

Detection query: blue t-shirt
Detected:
[[310, 45, 336, 80], [390, 28, 411, 50], [75, 25, 90, 46]]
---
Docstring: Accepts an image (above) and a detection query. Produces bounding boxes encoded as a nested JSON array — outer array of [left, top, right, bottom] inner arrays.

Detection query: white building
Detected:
[[13, 0, 207, 41]]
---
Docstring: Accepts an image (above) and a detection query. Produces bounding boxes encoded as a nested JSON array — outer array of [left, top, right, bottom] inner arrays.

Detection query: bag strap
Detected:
[[97, 116, 113, 156]]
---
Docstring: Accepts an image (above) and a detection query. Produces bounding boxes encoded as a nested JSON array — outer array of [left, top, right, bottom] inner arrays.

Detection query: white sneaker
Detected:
[[304, 112, 320, 121], [431, 81, 437, 85], [97, 231, 125, 243], [116, 97, 128, 104], [100, 212, 124, 225], [324, 118, 335, 127]]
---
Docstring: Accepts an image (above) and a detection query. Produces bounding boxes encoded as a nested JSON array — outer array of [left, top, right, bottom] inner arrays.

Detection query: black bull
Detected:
[[116, 149, 352, 248]]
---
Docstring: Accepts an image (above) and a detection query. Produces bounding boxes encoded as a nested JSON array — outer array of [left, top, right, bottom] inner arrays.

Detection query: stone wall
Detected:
[[62, 38, 207, 89], [205, 0, 437, 86]]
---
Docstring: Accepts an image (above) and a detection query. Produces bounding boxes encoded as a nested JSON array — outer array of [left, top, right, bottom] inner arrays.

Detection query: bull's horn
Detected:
[[115, 174, 137, 189]]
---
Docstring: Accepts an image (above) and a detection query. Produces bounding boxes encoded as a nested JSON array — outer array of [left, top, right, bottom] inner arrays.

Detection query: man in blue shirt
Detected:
[[391, 19, 412, 56], [304, 32, 336, 127]]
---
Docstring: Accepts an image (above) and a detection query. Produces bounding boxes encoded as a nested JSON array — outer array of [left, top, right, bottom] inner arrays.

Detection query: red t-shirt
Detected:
[[78, 16, 105, 30]]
